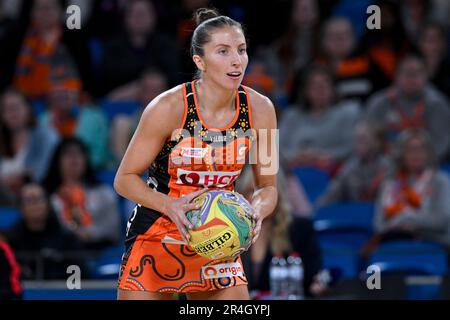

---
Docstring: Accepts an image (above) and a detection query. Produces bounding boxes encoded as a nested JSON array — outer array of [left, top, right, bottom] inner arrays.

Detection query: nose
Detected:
[[231, 50, 242, 67]]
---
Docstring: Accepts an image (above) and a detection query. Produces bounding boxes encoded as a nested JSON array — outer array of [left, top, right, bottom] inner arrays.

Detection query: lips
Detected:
[[226, 72, 242, 79]]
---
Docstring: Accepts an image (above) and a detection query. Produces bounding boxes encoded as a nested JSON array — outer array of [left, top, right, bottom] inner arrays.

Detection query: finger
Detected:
[[174, 219, 191, 242], [183, 202, 201, 213], [252, 232, 260, 244], [184, 187, 209, 202], [252, 220, 262, 244], [178, 210, 194, 229]]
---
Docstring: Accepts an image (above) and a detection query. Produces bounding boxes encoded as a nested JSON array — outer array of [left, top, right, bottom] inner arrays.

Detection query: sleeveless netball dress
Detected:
[[117, 81, 255, 293]]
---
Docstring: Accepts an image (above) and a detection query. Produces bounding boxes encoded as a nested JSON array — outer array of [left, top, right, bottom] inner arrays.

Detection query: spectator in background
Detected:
[[302, 16, 388, 106], [0, 235, 22, 300], [39, 65, 110, 169], [174, 0, 209, 82], [42, 138, 120, 250], [416, 21, 450, 99], [13, 0, 91, 100], [401, 0, 433, 45], [109, 67, 169, 164], [316, 121, 392, 208], [263, 0, 321, 105], [373, 129, 450, 248], [0, 0, 26, 92], [280, 65, 360, 174], [0, 89, 59, 199], [362, 0, 411, 82], [6, 182, 84, 280], [99, 0, 180, 96], [365, 55, 450, 161]]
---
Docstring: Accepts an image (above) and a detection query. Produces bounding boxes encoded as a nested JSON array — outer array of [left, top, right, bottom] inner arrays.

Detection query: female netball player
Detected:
[[114, 8, 278, 300]]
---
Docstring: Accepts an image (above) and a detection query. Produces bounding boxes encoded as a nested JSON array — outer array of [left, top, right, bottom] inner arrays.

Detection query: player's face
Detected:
[[198, 26, 248, 90]]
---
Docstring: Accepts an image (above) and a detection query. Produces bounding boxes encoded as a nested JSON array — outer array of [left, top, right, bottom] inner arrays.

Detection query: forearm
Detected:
[[114, 173, 171, 214], [251, 185, 278, 219]]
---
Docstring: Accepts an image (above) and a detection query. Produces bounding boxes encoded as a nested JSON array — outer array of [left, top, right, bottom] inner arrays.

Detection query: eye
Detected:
[[218, 48, 228, 55], [239, 48, 247, 54]]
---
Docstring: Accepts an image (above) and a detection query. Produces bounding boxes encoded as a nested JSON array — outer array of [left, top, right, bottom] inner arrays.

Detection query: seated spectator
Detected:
[[293, 16, 389, 106], [175, 0, 209, 82], [416, 21, 450, 99], [0, 235, 22, 300], [280, 65, 360, 174], [365, 55, 450, 160], [39, 66, 110, 169], [99, 0, 180, 96], [42, 138, 121, 250], [0, 0, 26, 92], [13, 0, 91, 100], [400, 0, 434, 45], [316, 121, 392, 207], [361, 0, 411, 81], [236, 166, 330, 298], [6, 182, 85, 280], [262, 0, 321, 104], [0, 89, 59, 200], [109, 67, 169, 163], [373, 128, 450, 248]]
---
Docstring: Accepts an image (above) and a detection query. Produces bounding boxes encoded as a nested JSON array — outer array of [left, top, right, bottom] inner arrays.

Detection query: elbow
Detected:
[[113, 173, 125, 197]]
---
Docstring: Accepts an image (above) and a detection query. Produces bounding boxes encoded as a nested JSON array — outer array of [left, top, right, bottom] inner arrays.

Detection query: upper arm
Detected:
[[247, 90, 278, 190], [116, 88, 183, 177]]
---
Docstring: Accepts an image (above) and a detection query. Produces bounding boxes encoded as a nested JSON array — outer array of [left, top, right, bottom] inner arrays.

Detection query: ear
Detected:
[[192, 55, 206, 72]]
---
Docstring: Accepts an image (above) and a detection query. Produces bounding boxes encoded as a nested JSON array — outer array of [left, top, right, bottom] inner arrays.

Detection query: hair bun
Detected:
[[194, 8, 220, 26]]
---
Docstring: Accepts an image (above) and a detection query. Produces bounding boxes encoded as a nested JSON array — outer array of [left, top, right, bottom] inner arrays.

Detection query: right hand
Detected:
[[164, 188, 209, 243]]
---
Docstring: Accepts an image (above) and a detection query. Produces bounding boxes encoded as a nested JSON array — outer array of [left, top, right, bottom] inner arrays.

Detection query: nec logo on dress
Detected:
[[176, 169, 241, 187]]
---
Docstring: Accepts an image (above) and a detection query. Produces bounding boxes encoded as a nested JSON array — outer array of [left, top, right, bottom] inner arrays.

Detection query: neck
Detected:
[[11, 127, 29, 136], [398, 89, 423, 101], [130, 33, 147, 48], [409, 168, 426, 177], [11, 128, 30, 152], [63, 178, 82, 186], [196, 78, 236, 114], [310, 104, 327, 114], [27, 220, 46, 232], [360, 152, 377, 163], [53, 107, 72, 119], [425, 55, 441, 74]]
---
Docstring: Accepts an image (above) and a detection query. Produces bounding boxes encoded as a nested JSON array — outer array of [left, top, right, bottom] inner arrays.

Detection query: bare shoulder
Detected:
[[140, 84, 186, 137], [243, 86, 277, 129]]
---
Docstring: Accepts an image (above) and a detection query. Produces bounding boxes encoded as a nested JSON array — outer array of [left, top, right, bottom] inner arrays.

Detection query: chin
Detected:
[[224, 79, 242, 90]]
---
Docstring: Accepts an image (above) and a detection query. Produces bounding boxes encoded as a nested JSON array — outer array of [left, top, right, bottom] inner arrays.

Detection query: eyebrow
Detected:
[[214, 43, 247, 48]]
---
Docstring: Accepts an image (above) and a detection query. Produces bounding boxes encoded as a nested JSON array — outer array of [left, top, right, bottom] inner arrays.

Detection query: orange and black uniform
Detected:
[[118, 81, 255, 293]]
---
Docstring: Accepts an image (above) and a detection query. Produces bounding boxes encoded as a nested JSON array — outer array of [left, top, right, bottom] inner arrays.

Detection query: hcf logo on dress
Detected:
[[176, 169, 241, 187]]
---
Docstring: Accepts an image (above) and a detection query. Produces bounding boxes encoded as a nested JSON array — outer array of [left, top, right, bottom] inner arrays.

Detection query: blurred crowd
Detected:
[[1, 0, 450, 299]]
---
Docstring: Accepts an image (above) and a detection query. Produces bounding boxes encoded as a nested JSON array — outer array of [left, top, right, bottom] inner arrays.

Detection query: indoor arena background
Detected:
[[1, 0, 450, 300]]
